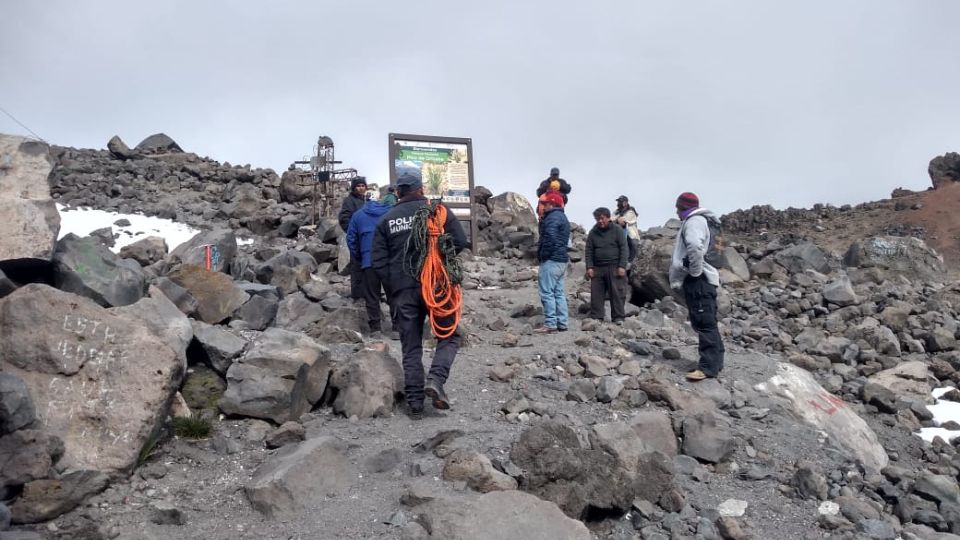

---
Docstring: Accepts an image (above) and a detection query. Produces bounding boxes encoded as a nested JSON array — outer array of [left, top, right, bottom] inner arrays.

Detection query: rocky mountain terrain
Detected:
[[4, 133, 960, 539]]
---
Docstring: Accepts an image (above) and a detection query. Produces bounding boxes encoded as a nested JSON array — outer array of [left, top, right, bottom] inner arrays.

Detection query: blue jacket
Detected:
[[538, 207, 570, 263], [347, 201, 392, 268]]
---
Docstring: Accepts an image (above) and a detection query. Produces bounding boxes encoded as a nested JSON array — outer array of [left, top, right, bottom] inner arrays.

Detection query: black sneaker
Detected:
[[407, 402, 424, 420], [424, 379, 450, 410]]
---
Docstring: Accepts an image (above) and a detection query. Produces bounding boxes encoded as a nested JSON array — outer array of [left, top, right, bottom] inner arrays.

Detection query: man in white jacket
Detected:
[[669, 192, 724, 381]]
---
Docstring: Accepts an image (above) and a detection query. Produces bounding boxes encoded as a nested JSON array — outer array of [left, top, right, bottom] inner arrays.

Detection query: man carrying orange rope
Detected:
[[372, 170, 467, 420]]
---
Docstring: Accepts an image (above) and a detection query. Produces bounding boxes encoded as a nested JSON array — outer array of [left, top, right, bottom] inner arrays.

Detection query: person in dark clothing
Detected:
[[585, 207, 628, 324], [339, 176, 368, 301], [536, 167, 572, 204], [371, 171, 467, 419], [534, 192, 571, 333], [669, 192, 725, 381], [347, 198, 395, 333]]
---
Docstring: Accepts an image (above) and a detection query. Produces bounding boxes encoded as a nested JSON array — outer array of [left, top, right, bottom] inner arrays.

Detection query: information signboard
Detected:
[[388, 133, 477, 246]]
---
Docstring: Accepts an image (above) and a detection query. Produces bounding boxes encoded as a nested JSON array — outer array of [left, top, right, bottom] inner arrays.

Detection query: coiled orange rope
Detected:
[[419, 204, 462, 339]]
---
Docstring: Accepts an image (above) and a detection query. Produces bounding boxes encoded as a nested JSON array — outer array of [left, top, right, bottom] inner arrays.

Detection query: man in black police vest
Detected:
[[371, 171, 467, 420]]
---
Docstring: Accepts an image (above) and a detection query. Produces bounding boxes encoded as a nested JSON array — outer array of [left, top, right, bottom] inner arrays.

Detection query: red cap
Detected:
[[676, 192, 699, 210], [541, 191, 565, 208]]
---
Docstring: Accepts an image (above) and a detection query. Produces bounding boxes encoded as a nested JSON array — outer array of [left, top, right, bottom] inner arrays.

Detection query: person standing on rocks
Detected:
[[372, 171, 467, 419], [585, 207, 629, 325], [534, 192, 571, 333], [537, 167, 571, 203], [613, 195, 640, 263], [669, 192, 725, 381], [339, 176, 368, 302], [347, 195, 396, 335]]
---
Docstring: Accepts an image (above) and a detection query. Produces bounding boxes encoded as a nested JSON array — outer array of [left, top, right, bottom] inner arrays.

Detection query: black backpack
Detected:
[[683, 213, 724, 268]]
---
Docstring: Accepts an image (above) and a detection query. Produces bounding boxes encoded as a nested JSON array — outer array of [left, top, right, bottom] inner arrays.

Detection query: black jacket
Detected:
[[538, 208, 570, 263], [338, 192, 365, 231], [536, 177, 572, 203], [371, 196, 467, 294], [585, 223, 627, 269]]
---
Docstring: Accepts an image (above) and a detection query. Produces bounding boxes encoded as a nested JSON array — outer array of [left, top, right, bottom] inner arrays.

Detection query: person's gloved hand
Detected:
[[670, 281, 682, 291]]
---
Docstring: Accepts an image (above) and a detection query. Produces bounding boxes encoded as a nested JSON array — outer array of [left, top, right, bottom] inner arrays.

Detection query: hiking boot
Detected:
[[557, 326, 568, 332], [685, 369, 708, 381], [407, 403, 424, 420], [613, 319, 624, 326], [425, 379, 450, 410], [533, 325, 557, 334]]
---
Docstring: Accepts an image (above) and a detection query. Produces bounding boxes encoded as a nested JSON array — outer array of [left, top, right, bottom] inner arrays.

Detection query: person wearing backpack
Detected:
[[669, 192, 725, 381]]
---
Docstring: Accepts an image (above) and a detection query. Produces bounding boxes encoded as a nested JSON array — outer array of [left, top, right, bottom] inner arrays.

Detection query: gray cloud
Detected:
[[2, 0, 959, 227]]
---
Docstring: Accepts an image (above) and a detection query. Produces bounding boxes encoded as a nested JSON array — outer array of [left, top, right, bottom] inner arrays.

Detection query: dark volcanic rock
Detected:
[[510, 421, 644, 520]]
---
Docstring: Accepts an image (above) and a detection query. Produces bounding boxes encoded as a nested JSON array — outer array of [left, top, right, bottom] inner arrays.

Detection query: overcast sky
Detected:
[[2, 1, 959, 228]]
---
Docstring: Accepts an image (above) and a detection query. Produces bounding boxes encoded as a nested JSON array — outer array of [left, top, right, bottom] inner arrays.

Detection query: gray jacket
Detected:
[[669, 209, 720, 287]]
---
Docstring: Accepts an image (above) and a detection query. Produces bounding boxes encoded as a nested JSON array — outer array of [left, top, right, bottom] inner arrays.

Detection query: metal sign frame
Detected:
[[388, 133, 478, 248]]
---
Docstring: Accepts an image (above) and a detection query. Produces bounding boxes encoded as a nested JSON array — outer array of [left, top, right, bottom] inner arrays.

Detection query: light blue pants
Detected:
[[538, 260, 569, 329]]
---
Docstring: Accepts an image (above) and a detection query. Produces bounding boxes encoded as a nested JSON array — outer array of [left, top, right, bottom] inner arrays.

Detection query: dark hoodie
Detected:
[[347, 200, 392, 268], [585, 222, 628, 269]]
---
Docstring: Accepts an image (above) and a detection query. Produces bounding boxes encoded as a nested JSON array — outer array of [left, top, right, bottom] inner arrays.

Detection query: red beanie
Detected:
[[676, 192, 699, 210], [541, 191, 565, 208]]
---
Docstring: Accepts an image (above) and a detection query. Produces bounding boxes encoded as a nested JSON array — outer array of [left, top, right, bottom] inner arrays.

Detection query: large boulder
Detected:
[[774, 242, 832, 274], [0, 429, 63, 488], [487, 192, 538, 231], [10, 470, 109, 524], [681, 413, 736, 463], [255, 250, 317, 294], [134, 133, 183, 153], [718, 247, 751, 282], [328, 344, 403, 419], [628, 236, 677, 304], [843, 236, 945, 282], [0, 284, 183, 473], [168, 229, 237, 274], [220, 328, 331, 423], [0, 373, 35, 434], [245, 436, 355, 519], [279, 169, 312, 203], [929, 152, 960, 189], [106, 135, 135, 160], [822, 275, 859, 307], [510, 421, 651, 519], [755, 362, 888, 472], [866, 361, 931, 402], [52, 234, 146, 307], [166, 264, 249, 324], [414, 490, 591, 540], [190, 320, 247, 375], [119, 236, 168, 266], [110, 286, 193, 368], [0, 135, 60, 267]]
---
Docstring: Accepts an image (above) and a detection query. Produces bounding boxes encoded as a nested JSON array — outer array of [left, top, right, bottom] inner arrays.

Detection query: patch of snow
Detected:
[[917, 386, 960, 443], [238, 237, 254, 246], [57, 204, 199, 253]]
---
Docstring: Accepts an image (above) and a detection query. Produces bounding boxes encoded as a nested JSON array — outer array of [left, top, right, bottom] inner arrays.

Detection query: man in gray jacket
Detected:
[[669, 192, 724, 381]]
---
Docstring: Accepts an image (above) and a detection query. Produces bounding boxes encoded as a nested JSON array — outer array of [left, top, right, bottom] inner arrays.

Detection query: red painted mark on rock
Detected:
[[807, 392, 846, 416]]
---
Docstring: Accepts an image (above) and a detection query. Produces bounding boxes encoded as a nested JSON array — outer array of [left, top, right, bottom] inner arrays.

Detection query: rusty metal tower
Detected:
[[292, 136, 357, 223]]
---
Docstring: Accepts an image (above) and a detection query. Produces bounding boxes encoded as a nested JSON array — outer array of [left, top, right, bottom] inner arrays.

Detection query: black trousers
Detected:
[[362, 267, 391, 332], [391, 287, 460, 406], [590, 265, 626, 321], [683, 274, 725, 377], [349, 256, 364, 300]]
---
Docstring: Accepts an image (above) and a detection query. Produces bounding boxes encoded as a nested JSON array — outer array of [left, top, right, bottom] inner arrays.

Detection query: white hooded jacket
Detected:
[[669, 208, 721, 288]]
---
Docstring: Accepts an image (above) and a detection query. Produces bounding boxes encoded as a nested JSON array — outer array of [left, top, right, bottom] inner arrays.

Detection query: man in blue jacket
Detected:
[[534, 191, 571, 333], [347, 196, 394, 334]]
